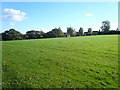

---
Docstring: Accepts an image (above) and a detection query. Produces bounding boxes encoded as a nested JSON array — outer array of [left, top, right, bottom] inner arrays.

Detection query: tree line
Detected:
[[1, 20, 120, 41]]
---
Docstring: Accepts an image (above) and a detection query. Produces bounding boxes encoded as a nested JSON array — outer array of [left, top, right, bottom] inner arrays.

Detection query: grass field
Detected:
[[2, 35, 119, 88]]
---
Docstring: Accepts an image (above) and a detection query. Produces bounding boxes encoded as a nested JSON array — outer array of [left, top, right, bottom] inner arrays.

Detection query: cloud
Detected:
[[3, 8, 27, 25], [85, 13, 93, 16]]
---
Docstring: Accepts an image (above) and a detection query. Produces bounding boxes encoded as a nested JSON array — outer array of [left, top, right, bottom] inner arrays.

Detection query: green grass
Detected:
[[2, 35, 119, 88]]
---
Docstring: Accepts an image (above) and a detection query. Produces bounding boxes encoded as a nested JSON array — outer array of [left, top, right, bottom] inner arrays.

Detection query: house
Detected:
[[84, 32, 88, 36], [92, 31, 99, 35], [64, 33, 70, 37], [67, 34, 70, 37]]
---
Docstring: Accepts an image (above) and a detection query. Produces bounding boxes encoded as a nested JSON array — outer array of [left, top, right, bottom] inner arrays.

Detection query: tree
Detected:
[[88, 28, 92, 35], [100, 20, 110, 33], [2, 29, 23, 40], [26, 30, 44, 39], [67, 27, 76, 37], [116, 28, 119, 31], [45, 27, 64, 38], [52, 27, 64, 37], [99, 29, 100, 32], [57, 27, 65, 37], [79, 27, 84, 36], [22, 34, 28, 39], [0, 33, 2, 41]]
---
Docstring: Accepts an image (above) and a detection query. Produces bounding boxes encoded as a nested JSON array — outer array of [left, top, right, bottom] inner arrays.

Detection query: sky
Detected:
[[2, 2, 118, 34], [2, 0, 120, 2]]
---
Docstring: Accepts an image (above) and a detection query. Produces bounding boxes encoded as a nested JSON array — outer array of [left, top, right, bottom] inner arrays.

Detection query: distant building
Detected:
[[67, 34, 70, 37], [64, 33, 70, 37], [64, 33, 68, 37], [84, 32, 88, 36], [92, 31, 99, 35]]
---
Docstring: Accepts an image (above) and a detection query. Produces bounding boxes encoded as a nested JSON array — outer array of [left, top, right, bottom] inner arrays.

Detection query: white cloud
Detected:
[[3, 8, 27, 25], [85, 13, 93, 16]]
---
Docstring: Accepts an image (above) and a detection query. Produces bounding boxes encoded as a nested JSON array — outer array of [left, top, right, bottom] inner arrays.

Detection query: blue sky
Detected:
[[2, 2, 118, 33], [2, 0, 120, 2]]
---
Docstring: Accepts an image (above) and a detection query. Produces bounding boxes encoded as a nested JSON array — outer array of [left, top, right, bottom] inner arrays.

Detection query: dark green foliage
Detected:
[[67, 27, 76, 37], [45, 27, 64, 38], [22, 34, 28, 39], [79, 27, 84, 36], [88, 28, 92, 35], [99, 30, 120, 35], [1, 23, 120, 41], [0, 33, 2, 41], [101, 20, 110, 33], [26, 30, 44, 39], [116, 28, 119, 31], [2, 29, 23, 40]]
